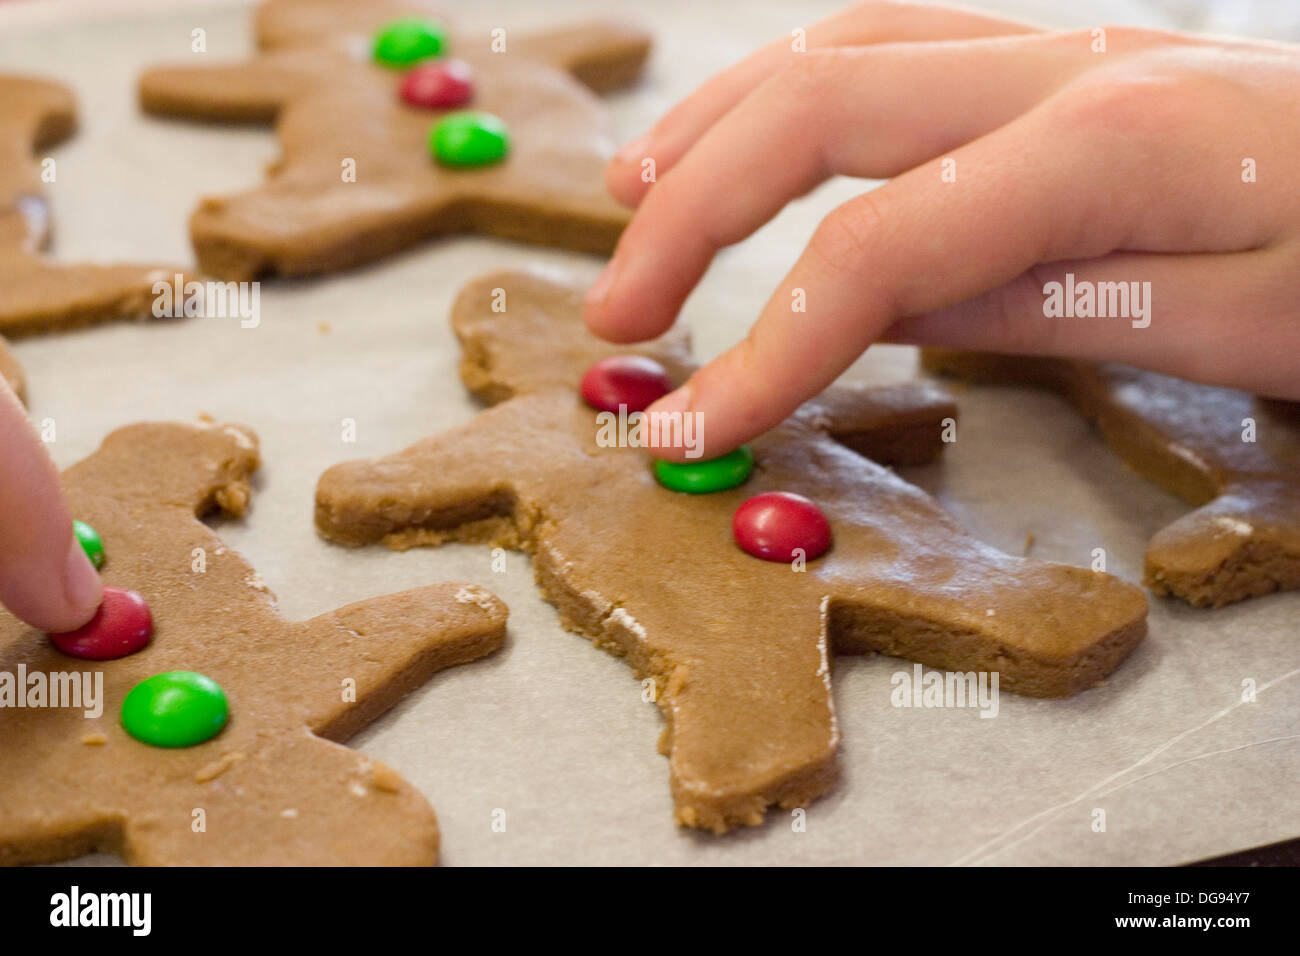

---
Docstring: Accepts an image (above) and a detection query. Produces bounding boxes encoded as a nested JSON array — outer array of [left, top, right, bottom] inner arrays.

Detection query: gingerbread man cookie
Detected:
[[0, 421, 506, 865], [922, 349, 1300, 608], [0, 75, 178, 338], [138, 0, 650, 279], [316, 271, 1148, 833]]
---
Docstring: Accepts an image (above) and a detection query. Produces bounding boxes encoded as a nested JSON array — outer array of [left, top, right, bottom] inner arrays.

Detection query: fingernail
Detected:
[[63, 536, 102, 619], [646, 384, 693, 426], [616, 133, 650, 164], [646, 385, 697, 457], [586, 258, 619, 308]]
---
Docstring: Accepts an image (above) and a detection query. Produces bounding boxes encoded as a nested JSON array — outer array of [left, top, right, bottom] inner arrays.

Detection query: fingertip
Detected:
[[62, 536, 103, 628], [3, 535, 103, 634], [582, 258, 677, 344], [605, 157, 647, 208], [605, 132, 653, 206]]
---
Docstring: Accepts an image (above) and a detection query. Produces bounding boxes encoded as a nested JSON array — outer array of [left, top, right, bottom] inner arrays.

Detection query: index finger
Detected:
[[0, 382, 101, 631]]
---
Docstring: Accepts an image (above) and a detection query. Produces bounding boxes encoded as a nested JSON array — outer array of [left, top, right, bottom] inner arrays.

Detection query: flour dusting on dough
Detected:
[[455, 584, 497, 611], [1166, 442, 1211, 472], [223, 425, 255, 450], [1213, 516, 1254, 536], [608, 606, 646, 640]]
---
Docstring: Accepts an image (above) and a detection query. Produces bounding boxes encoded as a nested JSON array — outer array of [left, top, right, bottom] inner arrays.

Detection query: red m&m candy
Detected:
[[49, 586, 153, 661], [733, 492, 832, 563], [580, 355, 672, 413], [400, 59, 474, 109]]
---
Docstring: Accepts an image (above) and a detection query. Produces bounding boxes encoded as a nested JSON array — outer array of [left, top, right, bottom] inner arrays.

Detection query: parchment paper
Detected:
[[2, 0, 1295, 866]]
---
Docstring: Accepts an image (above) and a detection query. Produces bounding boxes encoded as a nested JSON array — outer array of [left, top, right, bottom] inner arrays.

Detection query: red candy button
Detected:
[[49, 586, 153, 661], [400, 59, 474, 109], [580, 355, 672, 413], [733, 492, 832, 562]]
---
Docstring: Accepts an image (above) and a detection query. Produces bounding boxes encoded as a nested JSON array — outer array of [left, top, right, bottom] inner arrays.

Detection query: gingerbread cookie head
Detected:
[[316, 271, 1148, 833], [139, 0, 651, 279], [0, 74, 184, 338], [922, 349, 1300, 608], [0, 420, 506, 865]]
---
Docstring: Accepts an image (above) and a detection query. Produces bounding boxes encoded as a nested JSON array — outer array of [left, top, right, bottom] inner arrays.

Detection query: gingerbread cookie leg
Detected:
[[923, 348, 1300, 607], [290, 582, 505, 742], [0, 422, 506, 866], [316, 271, 1148, 832], [137, 0, 650, 278], [0, 75, 182, 337]]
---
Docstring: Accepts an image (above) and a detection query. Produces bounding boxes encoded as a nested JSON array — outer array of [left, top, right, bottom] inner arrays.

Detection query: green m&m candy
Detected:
[[121, 671, 228, 748], [73, 519, 104, 569], [430, 111, 510, 167], [373, 18, 447, 68], [654, 445, 754, 494]]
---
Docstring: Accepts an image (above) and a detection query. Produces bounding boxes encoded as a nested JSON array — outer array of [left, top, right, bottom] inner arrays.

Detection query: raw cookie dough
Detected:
[[0, 421, 507, 866], [138, 0, 651, 279], [922, 349, 1300, 608], [0, 74, 179, 337], [316, 271, 1149, 833]]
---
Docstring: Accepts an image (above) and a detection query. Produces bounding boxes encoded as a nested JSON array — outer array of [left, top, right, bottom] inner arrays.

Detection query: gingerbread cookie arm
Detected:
[[286, 582, 507, 741], [0, 337, 25, 404], [316, 408, 527, 549], [139, 49, 338, 123], [800, 381, 958, 466], [63, 421, 259, 519], [0, 75, 75, 240], [0, 258, 180, 338], [511, 21, 652, 93], [0, 73, 188, 336]]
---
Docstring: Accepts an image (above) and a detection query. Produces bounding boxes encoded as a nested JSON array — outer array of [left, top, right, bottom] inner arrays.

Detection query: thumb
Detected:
[[0, 383, 101, 632]]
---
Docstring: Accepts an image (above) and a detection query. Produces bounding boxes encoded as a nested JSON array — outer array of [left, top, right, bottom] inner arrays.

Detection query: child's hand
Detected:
[[0, 383, 101, 631], [584, 1, 1300, 460]]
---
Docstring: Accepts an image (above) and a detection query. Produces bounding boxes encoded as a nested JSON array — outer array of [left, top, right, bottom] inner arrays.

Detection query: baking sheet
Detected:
[[2, 0, 1295, 866]]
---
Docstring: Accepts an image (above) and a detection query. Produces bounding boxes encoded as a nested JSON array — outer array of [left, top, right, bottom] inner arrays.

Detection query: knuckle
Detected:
[[1050, 70, 1195, 137], [776, 47, 851, 100], [806, 192, 889, 279], [1059, 23, 1172, 53], [1001, 268, 1064, 353]]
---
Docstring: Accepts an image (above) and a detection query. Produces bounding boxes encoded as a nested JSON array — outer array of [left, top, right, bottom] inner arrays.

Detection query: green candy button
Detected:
[[73, 519, 104, 569], [430, 111, 510, 167], [654, 445, 754, 494], [121, 671, 228, 748], [373, 18, 447, 68]]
